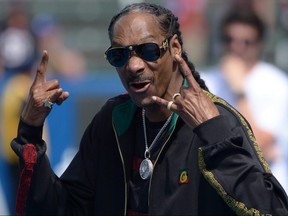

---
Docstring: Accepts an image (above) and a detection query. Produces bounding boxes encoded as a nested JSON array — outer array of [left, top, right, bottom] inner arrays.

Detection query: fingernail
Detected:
[[151, 96, 157, 101]]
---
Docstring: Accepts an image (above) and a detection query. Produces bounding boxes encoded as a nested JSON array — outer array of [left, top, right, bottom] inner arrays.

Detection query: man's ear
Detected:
[[169, 34, 182, 59]]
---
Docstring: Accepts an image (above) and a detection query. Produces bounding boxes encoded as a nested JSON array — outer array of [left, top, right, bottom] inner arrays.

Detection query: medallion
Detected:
[[139, 158, 154, 180], [140, 109, 172, 180]]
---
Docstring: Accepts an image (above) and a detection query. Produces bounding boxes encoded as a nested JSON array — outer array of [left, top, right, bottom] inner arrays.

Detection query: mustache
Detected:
[[128, 75, 153, 83]]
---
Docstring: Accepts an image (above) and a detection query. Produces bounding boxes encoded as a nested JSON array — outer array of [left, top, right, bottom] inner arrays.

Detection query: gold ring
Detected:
[[172, 93, 181, 102], [43, 98, 53, 109], [167, 101, 174, 110]]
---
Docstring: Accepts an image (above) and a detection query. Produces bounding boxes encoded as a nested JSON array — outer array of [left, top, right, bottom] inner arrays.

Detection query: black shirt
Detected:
[[128, 113, 170, 215]]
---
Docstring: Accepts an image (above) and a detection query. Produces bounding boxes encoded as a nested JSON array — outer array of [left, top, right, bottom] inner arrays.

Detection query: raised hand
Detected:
[[21, 50, 70, 127], [152, 54, 219, 128]]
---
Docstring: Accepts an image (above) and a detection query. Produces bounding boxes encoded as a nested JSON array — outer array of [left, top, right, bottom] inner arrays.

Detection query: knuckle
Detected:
[[30, 87, 39, 97], [52, 79, 60, 87]]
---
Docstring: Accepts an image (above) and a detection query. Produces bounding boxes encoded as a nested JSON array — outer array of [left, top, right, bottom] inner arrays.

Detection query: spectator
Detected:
[[31, 14, 87, 79], [201, 7, 288, 193]]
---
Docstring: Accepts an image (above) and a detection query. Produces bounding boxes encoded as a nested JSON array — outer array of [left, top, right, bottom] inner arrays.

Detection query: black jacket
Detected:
[[12, 92, 288, 215]]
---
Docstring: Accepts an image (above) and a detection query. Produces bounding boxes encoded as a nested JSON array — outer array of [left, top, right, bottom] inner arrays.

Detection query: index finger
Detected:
[[175, 54, 200, 90], [33, 50, 49, 84]]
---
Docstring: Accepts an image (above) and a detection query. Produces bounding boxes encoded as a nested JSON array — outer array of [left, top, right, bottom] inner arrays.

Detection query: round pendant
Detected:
[[139, 158, 154, 180]]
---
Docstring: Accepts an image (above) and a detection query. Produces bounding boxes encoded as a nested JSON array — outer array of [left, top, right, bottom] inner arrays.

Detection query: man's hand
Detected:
[[220, 54, 247, 95], [21, 50, 70, 126], [152, 54, 219, 128]]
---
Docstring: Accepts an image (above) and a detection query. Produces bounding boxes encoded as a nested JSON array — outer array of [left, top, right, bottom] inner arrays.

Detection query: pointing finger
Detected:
[[175, 54, 200, 91], [34, 50, 49, 84]]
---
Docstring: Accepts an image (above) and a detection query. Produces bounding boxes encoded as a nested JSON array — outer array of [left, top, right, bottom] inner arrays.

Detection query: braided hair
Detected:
[[108, 2, 208, 91]]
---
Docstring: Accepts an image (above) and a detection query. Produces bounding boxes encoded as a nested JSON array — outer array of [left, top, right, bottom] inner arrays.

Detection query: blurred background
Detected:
[[0, 0, 287, 214]]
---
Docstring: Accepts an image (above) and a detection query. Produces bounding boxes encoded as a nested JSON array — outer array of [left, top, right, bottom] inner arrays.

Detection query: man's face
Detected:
[[222, 22, 261, 64], [109, 12, 175, 108]]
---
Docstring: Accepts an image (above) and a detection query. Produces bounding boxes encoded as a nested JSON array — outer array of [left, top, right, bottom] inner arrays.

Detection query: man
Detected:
[[11, 3, 288, 215], [201, 8, 288, 193]]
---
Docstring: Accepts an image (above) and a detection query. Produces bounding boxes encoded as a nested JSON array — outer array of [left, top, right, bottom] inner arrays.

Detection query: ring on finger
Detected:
[[167, 101, 174, 111], [43, 97, 54, 109], [172, 93, 181, 102]]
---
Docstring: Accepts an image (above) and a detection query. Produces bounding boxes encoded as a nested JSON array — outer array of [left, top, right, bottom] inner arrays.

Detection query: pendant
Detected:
[[139, 158, 154, 180]]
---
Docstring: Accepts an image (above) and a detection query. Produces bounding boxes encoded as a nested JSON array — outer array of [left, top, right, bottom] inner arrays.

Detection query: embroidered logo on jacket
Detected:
[[179, 170, 189, 184]]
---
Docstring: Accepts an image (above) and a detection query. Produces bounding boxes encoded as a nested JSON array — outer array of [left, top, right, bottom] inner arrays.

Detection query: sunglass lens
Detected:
[[137, 43, 160, 62], [106, 48, 129, 67]]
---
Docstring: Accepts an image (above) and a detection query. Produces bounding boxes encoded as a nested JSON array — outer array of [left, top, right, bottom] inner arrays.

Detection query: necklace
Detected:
[[139, 109, 172, 180]]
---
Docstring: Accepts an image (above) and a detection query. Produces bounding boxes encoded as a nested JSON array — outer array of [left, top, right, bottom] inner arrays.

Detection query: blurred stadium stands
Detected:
[[0, 0, 162, 72]]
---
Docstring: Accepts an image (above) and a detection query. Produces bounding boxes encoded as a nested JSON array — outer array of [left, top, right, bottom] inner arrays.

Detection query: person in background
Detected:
[[0, 5, 36, 79], [201, 7, 288, 193], [11, 2, 288, 215], [31, 14, 87, 79]]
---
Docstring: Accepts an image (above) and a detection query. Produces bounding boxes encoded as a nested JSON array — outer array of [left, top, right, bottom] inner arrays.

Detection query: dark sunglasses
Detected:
[[222, 35, 258, 47], [104, 38, 169, 67]]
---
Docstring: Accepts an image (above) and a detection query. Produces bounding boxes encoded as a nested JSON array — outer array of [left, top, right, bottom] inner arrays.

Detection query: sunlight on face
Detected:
[[111, 12, 174, 108]]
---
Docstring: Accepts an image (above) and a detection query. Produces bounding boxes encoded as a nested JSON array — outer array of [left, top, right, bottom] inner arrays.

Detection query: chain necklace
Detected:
[[139, 109, 172, 180]]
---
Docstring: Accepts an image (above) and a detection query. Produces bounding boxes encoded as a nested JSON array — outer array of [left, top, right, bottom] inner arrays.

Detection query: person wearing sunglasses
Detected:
[[11, 2, 288, 215], [201, 7, 288, 195], [105, 38, 170, 68]]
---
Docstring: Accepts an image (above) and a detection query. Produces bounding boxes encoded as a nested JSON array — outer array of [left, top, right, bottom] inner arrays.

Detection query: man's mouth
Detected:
[[129, 81, 151, 93]]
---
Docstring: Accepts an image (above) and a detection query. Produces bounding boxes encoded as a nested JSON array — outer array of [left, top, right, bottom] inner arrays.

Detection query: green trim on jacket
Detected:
[[112, 98, 137, 136], [112, 97, 179, 137]]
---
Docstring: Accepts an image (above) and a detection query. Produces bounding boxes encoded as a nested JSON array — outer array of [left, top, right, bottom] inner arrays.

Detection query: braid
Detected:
[[181, 52, 209, 91], [169, 15, 209, 91], [108, 2, 209, 91]]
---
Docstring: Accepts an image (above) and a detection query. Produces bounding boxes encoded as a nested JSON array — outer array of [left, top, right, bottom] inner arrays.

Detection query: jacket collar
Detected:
[[112, 98, 178, 137]]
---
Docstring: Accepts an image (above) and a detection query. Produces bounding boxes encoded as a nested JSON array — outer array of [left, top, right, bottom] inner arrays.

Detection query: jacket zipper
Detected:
[[112, 122, 127, 216], [147, 115, 179, 209]]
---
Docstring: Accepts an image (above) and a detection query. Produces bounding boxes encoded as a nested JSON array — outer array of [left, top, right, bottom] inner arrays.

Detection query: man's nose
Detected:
[[126, 52, 145, 73]]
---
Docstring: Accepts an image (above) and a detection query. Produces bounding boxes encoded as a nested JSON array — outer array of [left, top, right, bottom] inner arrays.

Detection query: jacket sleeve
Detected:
[[11, 118, 97, 215], [194, 114, 288, 215]]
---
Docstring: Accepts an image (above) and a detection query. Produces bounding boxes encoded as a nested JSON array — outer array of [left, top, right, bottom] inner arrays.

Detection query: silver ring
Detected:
[[167, 101, 174, 110], [172, 93, 181, 102], [43, 98, 54, 109]]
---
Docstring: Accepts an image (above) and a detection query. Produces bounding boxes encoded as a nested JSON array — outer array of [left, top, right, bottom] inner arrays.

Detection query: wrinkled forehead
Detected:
[[111, 12, 164, 45]]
